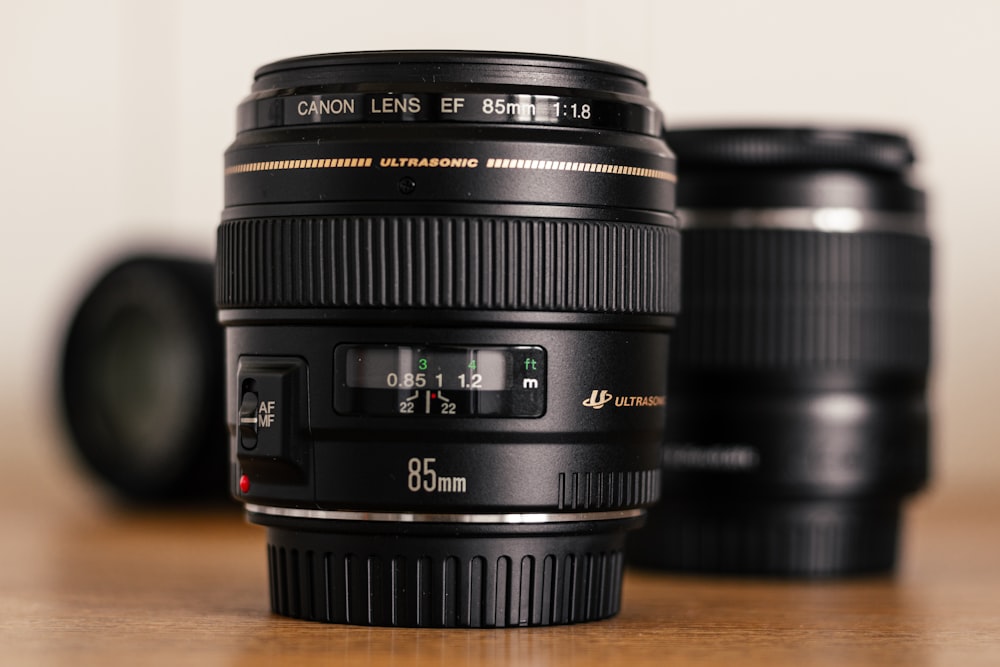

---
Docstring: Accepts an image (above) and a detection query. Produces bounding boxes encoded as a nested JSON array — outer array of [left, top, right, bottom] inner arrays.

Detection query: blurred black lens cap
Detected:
[[60, 255, 225, 502]]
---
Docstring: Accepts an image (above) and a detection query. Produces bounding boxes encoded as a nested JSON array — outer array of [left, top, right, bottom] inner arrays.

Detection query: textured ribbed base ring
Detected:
[[628, 498, 901, 577], [260, 518, 635, 627]]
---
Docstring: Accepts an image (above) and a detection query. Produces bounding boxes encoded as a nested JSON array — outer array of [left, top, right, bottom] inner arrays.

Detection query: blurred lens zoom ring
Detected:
[[217, 216, 680, 314], [673, 230, 931, 369], [648, 502, 900, 575], [267, 544, 623, 627]]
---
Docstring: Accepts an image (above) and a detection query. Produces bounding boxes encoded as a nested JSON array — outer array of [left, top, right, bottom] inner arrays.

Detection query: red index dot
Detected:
[[239, 474, 250, 494]]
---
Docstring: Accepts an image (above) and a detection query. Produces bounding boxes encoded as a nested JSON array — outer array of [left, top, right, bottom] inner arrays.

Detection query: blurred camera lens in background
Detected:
[[629, 127, 931, 576], [60, 255, 225, 502]]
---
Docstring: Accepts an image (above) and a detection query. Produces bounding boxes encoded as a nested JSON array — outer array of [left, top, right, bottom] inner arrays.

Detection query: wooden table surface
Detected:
[[2, 438, 999, 666]]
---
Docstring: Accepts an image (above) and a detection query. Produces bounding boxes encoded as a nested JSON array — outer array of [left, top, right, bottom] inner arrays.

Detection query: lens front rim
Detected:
[[253, 50, 649, 88]]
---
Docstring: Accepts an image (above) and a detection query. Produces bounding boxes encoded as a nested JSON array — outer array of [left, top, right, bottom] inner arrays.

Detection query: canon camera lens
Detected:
[[217, 51, 680, 626], [629, 127, 931, 576]]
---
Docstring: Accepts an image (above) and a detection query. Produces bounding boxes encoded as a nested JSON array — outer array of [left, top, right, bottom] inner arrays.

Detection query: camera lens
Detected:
[[628, 127, 931, 576], [61, 255, 225, 501], [217, 51, 680, 626]]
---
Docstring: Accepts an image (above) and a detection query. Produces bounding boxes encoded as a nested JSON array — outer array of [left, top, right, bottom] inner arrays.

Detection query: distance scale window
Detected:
[[334, 345, 545, 418]]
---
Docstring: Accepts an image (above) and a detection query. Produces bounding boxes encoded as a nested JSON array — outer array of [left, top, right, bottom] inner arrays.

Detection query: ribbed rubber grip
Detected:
[[672, 229, 931, 370], [264, 526, 627, 627], [557, 469, 660, 510], [217, 216, 680, 314]]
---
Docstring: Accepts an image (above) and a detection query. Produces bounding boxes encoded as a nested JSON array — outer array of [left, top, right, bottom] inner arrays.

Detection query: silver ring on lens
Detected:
[[245, 503, 644, 524], [681, 207, 927, 236]]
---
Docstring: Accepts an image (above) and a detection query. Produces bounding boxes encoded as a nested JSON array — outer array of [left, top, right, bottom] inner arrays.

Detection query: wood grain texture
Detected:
[[2, 442, 999, 666]]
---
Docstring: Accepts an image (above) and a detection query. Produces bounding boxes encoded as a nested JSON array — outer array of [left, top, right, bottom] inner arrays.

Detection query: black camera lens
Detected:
[[61, 256, 225, 501], [217, 51, 680, 626], [628, 127, 931, 576]]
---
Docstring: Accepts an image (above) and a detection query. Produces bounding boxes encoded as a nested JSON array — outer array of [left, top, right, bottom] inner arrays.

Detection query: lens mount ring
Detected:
[[245, 503, 643, 524]]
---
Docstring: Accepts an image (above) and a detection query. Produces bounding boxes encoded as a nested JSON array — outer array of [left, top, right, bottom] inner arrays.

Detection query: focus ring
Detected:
[[216, 216, 680, 314], [672, 229, 931, 370]]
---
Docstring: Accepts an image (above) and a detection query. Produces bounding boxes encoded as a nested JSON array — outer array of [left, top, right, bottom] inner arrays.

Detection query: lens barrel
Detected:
[[218, 51, 679, 626], [628, 127, 931, 576]]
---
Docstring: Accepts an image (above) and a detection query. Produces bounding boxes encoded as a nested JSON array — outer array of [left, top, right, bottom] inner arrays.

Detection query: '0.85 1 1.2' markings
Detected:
[[385, 372, 483, 389], [388, 359, 485, 415]]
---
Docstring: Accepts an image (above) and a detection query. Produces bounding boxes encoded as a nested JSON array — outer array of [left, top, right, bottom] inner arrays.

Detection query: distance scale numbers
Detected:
[[334, 345, 546, 418]]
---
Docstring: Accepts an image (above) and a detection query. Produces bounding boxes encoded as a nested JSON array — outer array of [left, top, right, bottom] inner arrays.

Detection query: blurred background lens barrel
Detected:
[[60, 255, 225, 502], [629, 127, 931, 576]]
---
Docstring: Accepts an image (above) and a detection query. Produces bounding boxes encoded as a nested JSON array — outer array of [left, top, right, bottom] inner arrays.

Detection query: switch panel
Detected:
[[235, 357, 309, 485]]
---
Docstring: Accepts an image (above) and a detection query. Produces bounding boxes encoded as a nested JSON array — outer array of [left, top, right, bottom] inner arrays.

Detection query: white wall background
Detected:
[[2, 0, 998, 493]]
